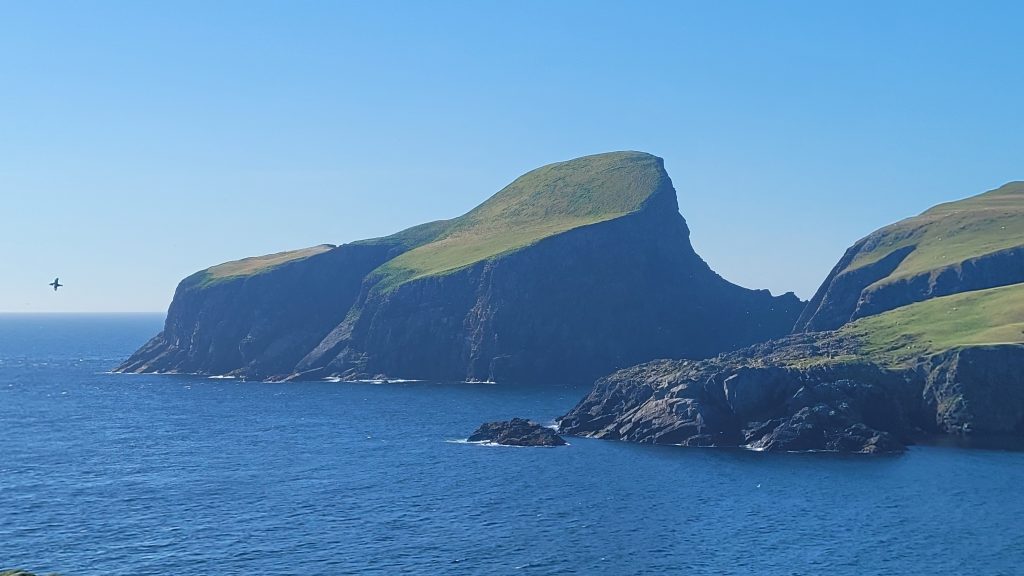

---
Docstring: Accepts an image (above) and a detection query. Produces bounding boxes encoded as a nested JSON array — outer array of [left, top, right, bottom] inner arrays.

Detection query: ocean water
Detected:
[[1, 314, 1022, 575]]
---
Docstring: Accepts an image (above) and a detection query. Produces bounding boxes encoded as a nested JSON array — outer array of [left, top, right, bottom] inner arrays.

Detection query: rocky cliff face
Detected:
[[922, 345, 1024, 435], [558, 337, 1024, 453], [117, 242, 408, 377], [295, 192, 801, 383], [118, 151, 802, 383]]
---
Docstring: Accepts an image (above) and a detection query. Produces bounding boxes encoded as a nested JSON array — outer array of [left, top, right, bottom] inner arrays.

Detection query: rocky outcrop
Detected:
[[921, 344, 1024, 435], [559, 353, 915, 453], [559, 338, 1024, 453], [118, 152, 802, 383], [468, 418, 567, 446]]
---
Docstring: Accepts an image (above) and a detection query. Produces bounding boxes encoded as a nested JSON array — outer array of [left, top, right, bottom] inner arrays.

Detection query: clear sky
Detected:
[[2, 1, 1021, 312]]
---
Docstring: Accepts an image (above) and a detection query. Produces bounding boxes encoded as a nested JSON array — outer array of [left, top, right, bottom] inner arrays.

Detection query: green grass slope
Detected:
[[192, 244, 335, 287], [185, 152, 667, 290], [371, 151, 670, 287], [846, 181, 1024, 286], [840, 282, 1024, 367]]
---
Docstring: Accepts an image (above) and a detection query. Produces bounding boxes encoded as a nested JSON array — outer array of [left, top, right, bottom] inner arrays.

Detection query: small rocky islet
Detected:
[[115, 152, 1024, 454], [467, 418, 567, 447]]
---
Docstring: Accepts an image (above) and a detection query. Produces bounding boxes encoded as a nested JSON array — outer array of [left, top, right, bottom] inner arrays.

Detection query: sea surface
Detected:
[[1, 314, 1022, 575]]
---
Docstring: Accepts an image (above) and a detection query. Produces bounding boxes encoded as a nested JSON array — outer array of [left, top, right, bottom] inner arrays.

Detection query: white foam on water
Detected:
[[444, 439, 569, 448], [323, 378, 424, 384]]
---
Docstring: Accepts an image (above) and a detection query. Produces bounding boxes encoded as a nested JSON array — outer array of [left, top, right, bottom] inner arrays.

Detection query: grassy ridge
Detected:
[[841, 282, 1024, 366], [374, 151, 668, 286], [845, 182, 1024, 284], [197, 244, 334, 285], [188, 151, 667, 289]]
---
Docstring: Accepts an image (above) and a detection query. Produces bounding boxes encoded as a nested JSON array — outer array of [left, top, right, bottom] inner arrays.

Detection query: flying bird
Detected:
[[49, 277, 63, 291]]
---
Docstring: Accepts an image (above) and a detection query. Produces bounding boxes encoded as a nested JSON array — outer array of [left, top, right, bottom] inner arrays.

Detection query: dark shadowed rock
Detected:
[[558, 337, 928, 454], [560, 331, 1024, 453], [468, 418, 567, 446], [921, 345, 1024, 435]]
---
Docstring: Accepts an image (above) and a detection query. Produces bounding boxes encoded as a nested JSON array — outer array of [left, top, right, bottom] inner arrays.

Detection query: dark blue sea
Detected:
[[1, 314, 1022, 575]]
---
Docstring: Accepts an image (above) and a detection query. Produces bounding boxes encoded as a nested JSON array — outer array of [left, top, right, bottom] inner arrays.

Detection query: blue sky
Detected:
[[2, 1, 1021, 312]]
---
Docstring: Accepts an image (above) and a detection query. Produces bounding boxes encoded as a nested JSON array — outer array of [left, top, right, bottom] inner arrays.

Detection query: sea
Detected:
[[1, 314, 1022, 575]]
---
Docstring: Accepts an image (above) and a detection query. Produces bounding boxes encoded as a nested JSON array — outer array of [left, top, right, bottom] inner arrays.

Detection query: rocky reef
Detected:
[[117, 152, 801, 383], [468, 418, 567, 446]]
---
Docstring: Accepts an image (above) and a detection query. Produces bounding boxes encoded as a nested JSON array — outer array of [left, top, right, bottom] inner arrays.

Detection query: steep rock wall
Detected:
[[297, 191, 802, 383], [117, 243, 403, 377]]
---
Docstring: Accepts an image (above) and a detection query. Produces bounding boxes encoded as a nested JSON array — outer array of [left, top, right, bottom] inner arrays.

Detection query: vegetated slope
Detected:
[[197, 245, 335, 286], [796, 182, 1024, 332], [373, 151, 668, 287], [839, 282, 1024, 367], [118, 151, 803, 383]]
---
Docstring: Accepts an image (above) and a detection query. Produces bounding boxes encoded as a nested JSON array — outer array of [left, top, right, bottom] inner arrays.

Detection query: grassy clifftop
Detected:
[[372, 151, 672, 286], [840, 282, 1024, 367], [182, 151, 672, 291], [189, 244, 335, 287], [846, 181, 1024, 286]]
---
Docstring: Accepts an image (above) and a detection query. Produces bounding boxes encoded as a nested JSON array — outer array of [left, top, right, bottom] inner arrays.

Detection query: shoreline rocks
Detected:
[[557, 339, 1024, 454], [468, 418, 567, 447]]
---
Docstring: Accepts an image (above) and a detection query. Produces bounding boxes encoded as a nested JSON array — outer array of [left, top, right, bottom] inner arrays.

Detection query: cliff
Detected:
[[562, 182, 1024, 452], [118, 151, 802, 383]]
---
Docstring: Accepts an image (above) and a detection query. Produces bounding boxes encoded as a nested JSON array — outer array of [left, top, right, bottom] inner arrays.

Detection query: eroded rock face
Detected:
[[921, 344, 1024, 435], [559, 357, 914, 454], [468, 418, 567, 446], [560, 338, 1024, 453]]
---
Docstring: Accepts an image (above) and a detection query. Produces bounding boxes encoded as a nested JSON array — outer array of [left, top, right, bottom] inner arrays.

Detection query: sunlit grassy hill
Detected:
[[372, 151, 670, 287], [838, 282, 1024, 367], [796, 181, 1024, 334], [183, 151, 672, 290], [847, 181, 1024, 284]]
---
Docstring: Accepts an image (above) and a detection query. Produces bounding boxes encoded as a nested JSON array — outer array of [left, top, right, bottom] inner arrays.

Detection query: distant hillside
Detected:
[[796, 182, 1024, 332], [118, 151, 802, 383]]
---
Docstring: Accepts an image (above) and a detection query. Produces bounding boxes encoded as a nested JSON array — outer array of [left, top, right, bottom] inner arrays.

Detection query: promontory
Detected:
[[118, 152, 802, 383]]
